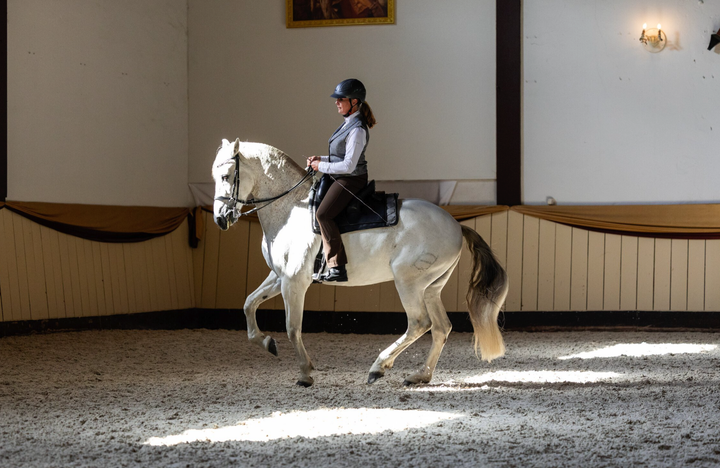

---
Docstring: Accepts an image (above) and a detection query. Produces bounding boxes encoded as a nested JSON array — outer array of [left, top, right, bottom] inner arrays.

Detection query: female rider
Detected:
[[307, 78, 377, 282]]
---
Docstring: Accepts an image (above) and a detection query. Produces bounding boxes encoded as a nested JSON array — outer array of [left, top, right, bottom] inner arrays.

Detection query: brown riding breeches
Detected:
[[316, 173, 368, 268]]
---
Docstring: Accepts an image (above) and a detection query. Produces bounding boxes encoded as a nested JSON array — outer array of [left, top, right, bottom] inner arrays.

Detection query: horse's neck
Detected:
[[252, 159, 313, 239]]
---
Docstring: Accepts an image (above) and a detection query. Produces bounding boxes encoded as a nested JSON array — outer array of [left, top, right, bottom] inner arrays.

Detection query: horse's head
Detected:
[[212, 138, 256, 230]]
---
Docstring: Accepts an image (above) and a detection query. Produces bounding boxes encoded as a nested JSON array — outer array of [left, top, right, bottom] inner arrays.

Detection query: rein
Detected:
[[215, 154, 315, 217]]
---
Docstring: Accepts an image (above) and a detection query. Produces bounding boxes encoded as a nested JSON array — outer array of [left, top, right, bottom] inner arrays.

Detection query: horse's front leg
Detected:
[[244, 271, 282, 355], [281, 278, 314, 387]]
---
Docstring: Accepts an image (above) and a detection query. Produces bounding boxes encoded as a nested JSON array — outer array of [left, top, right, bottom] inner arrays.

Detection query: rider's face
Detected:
[[335, 98, 355, 115]]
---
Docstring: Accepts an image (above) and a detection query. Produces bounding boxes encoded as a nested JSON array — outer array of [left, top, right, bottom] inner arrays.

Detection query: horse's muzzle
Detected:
[[215, 215, 229, 231]]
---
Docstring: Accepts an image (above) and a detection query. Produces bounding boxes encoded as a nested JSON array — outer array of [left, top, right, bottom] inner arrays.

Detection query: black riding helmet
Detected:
[[331, 79, 365, 117], [331, 78, 366, 102]]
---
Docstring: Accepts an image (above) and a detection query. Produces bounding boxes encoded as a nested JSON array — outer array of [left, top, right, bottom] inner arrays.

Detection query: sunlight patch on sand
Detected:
[[145, 408, 462, 446], [558, 343, 717, 360]]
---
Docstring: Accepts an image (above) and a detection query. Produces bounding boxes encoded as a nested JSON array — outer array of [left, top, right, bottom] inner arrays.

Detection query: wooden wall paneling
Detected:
[[505, 210, 524, 311], [141, 240, 159, 312], [537, 219, 556, 311], [102, 243, 120, 314], [47, 230, 67, 318], [89, 242, 109, 315], [379, 281, 402, 313], [12, 215, 32, 320], [199, 221, 221, 309], [25, 220, 49, 320], [0, 211, 11, 321], [3, 213, 25, 321], [122, 243, 139, 314], [553, 224, 572, 311], [335, 285, 364, 312], [185, 224, 197, 308], [99, 243, 116, 316], [687, 240, 706, 311], [520, 215, 539, 311], [670, 239, 689, 311], [570, 228, 589, 311], [602, 234, 622, 311], [456, 218, 477, 312], [191, 212, 208, 309], [56, 231, 76, 320], [76, 239, 95, 317], [133, 240, 152, 313], [111, 243, 130, 314], [653, 239, 672, 311], [705, 240, 720, 311], [304, 283, 322, 311], [150, 236, 172, 311], [586, 231, 605, 311], [39, 227, 63, 319], [620, 236, 638, 311], [216, 221, 250, 309], [318, 283, 337, 311], [440, 250, 459, 312], [636, 238, 655, 310], [491, 211, 509, 269], [63, 236, 83, 317], [162, 234, 179, 311], [171, 220, 195, 310]]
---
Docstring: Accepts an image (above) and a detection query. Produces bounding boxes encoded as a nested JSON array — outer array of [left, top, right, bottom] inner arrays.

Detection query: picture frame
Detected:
[[286, 0, 395, 28]]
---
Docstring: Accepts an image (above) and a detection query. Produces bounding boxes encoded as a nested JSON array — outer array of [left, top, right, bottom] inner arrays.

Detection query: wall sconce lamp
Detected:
[[709, 28, 720, 51], [639, 23, 666, 52]]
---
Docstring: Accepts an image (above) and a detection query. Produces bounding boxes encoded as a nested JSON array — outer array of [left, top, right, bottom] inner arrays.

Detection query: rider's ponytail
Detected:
[[360, 101, 377, 129]]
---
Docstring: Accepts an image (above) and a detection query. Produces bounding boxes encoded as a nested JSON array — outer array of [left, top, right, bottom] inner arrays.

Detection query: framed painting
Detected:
[[287, 0, 395, 28]]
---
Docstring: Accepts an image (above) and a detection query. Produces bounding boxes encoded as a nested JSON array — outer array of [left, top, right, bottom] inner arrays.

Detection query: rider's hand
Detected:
[[310, 160, 320, 172]]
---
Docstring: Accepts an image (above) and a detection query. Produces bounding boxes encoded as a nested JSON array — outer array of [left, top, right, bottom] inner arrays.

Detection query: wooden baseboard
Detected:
[[1, 310, 718, 337]]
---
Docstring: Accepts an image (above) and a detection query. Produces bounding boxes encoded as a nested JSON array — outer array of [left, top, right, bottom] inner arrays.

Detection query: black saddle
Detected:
[[309, 174, 399, 235]]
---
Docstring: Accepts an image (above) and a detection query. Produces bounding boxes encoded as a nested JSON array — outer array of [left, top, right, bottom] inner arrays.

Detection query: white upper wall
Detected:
[[7, 0, 190, 207], [188, 0, 497, 184], [524, 0, 720, 204]]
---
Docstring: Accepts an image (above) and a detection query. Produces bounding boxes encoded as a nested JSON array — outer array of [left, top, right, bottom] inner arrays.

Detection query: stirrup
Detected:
[[312, 254, 327, 283], [322, 266, 348, 282]]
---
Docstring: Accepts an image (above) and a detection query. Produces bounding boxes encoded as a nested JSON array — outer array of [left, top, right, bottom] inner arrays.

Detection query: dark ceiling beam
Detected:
[[496, 0, 522, 206], [1, 0, 7, 202]]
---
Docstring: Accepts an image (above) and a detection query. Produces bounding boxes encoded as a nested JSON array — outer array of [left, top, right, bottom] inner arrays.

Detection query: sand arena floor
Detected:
[[1, 328, 719, 467]]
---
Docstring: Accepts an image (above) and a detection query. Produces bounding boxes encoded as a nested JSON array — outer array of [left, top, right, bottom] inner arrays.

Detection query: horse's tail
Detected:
[[461, 225, 509, 362]]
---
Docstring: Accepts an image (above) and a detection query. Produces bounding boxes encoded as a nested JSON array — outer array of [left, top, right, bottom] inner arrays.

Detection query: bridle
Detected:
[[214, 153, 315, 218]]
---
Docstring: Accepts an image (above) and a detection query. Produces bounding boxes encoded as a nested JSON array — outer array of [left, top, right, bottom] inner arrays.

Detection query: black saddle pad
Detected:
[[310, 176, 399, 235]]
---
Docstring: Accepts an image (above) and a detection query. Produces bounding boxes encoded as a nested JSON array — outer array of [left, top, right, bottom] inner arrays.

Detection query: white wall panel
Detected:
[[524, 1, 720, 204], [7, 0, 190, 206]]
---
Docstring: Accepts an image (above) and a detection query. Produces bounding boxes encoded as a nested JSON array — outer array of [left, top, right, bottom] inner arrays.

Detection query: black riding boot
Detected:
[[322, 265, 348, 282]]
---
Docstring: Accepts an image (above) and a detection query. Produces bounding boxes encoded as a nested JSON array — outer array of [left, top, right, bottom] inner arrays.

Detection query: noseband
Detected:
[[215, 154, 315, 218]]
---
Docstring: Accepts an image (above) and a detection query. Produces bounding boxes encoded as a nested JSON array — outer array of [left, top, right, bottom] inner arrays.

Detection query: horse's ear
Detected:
[[222, 138, 229, 146], [233, 138, 241, 157]]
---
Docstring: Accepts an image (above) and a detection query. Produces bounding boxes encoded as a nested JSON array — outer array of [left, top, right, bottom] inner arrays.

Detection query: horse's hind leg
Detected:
[[244, 271, 282, 356], [403, 261, 457, 385], [367, 280, 431, 384]]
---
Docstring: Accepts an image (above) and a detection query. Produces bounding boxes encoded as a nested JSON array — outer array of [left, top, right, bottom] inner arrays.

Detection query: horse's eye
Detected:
[[221, 175, 229, 182]]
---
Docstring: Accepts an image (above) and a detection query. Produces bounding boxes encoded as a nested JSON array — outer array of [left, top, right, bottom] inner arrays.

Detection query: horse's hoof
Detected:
[[367, 372, 384, 384], [296, 379, 313, 388], [266, 337, 278, 356], [403, 377, 430, 386]]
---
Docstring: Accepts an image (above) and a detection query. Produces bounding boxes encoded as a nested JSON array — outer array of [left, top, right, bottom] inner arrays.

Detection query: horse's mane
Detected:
[[240, 142, 302, 175]]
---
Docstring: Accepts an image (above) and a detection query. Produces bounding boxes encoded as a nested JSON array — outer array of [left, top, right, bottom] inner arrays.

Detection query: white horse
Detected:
[[212, 138, 509, 387]]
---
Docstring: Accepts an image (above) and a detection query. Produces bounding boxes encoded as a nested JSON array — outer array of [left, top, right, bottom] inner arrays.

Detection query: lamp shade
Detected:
[[709, 29, 720, 51]]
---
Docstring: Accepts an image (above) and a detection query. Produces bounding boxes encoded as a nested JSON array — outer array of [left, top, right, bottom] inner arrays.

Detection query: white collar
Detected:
[[343, 108, 362, 126]]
